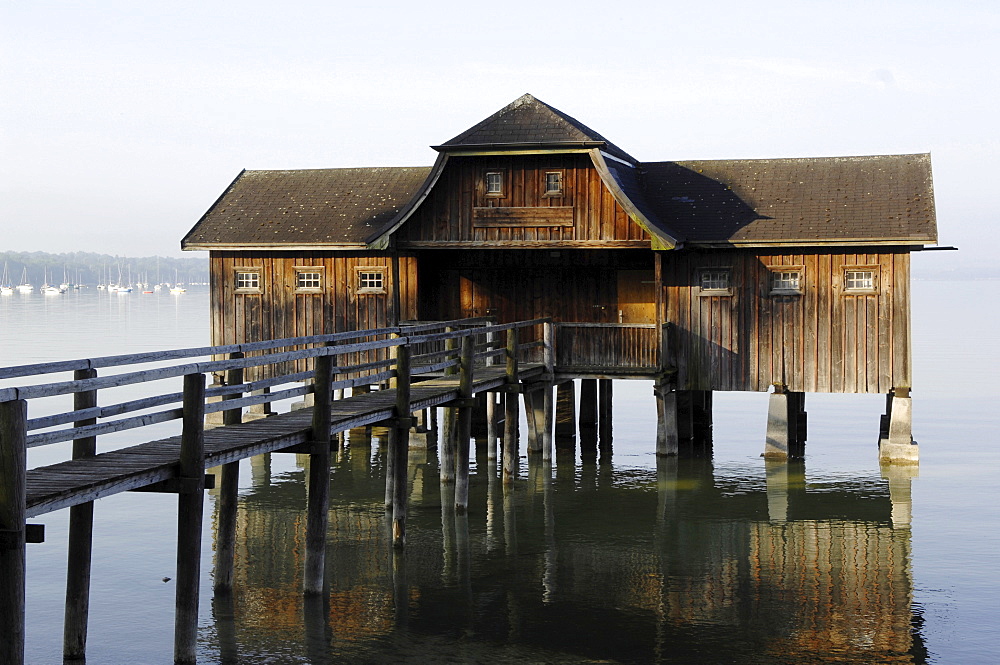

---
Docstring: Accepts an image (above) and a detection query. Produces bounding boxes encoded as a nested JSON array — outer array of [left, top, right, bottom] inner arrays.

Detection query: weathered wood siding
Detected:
[[662, 250, 910, 394], [209, 250, 418, 348], [397, 154, 651, 247]]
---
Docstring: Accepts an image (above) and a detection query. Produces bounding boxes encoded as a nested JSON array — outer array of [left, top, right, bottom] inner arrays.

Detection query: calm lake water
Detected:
[[1, 280, 997, 664]]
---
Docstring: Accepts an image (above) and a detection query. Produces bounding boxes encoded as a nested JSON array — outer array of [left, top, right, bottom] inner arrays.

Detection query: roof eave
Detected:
[[182, 242, 372, 252]]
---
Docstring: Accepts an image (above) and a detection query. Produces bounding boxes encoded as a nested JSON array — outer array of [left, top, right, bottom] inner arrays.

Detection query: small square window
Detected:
[[769, 268, 803, 295], [844, 269, 876, 292], [485, 171, 503, 196], [699, 268, 732, 295], [295, 270, 323, 291], [544, 171, 563, 195], [356, 268, 386, 294], [235, 270, 261, 292]]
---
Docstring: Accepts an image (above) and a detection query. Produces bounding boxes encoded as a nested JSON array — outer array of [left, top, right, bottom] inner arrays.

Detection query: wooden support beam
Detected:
[[555, 381, 576, 447], [598, 379, 613, 459], [304, 355, 333, 593], [0, 398, 27, 665], [174, 373, 206, 665], [455, 336, 474, 513], [579, 379, 598, 429], [486, 392, 499, 461], [654, 381, 678, 457], [64, 368, 97, 661], [503, 328, 520, 487], [440, 328, 458, 483], [214, 354, 243, 595], [390, 345, 412, 547], [541, 385, 554, 462]]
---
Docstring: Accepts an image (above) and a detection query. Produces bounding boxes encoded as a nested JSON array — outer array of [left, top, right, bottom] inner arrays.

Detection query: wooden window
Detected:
[[485, 171, 504, 197], [544, 171, 563, 195], [234, 269, 262, 293], [699, 268, 732, 296], [294, 268, 323, 292], [356, 268, 386, 294], [769, 266, 804, 295], [844, 268, 877, 293]]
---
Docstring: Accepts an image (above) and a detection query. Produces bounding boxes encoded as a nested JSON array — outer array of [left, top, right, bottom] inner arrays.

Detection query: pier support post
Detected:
[[214, 354, 244, 594], [879, 388, 919, 464], [64, 369, 98, 660], [440, 328, 458, 483], [486, 392, 499, 461], [0, 398, 27, 665], [455, 336, 474, 513], [541, 384, 554, 462], [175, 373, 207, 665], [764, 386, 806, 459], [554, 381, 576, 449], [598, 379, 613, 459], [389, 345, 412, 547], [503, 328, 520, 487], [654, 380, 678, 456], [304, 355, 333, 593]]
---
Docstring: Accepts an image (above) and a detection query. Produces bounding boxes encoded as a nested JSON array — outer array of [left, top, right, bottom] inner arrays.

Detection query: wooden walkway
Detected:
[[25, 363, 543, 519]]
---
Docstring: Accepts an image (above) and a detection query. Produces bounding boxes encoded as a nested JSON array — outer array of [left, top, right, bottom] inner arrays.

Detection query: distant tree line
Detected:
[[0, 250, 208, 287]]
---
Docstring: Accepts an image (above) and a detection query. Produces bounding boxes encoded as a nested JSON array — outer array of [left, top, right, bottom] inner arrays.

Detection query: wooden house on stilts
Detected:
[[182, 94, 938, 463]]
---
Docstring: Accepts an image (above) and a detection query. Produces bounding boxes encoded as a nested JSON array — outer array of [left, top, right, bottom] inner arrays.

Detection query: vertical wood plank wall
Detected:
[[662, 249, 910, 394], [398, 154, 650, 245]]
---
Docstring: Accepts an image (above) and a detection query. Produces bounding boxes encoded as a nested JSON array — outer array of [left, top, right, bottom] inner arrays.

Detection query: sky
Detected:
[[2, 0, 996, 270]]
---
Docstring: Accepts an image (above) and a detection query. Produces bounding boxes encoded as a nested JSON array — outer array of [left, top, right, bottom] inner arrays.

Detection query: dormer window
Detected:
[[544, 171, 563, 195], [485, 171, 503, 196]]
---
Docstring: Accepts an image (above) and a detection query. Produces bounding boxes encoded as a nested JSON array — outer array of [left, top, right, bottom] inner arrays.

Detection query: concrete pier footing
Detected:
[[879, 388, 919, 464], [764, 387, 806, 459]]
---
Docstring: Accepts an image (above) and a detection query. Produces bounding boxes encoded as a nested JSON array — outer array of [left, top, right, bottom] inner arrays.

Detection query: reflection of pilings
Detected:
[[765, 459, 806, 523], [503, 485, 518, 556], [391, 549, 408, 630], [485, 456, 499, 553], [250, 453, 271, 488], [541, 459, 557, 604], [440, 483, 456, 584], [303, 591, 331, 661], [212, 592, 239, 664], [455, 512, 473, 629]]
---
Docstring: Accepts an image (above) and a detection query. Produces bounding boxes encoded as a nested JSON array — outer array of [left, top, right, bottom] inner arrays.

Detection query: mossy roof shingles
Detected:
[[182, 167, 431, 249]]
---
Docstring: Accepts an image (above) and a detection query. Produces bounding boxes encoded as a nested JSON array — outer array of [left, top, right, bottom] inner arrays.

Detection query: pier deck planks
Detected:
[[25, 364, 542, 518]]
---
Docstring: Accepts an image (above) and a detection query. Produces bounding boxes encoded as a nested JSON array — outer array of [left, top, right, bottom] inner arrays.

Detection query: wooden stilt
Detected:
[[654, 380, 678, 456], [579, 379, 598, 429], [598, 379, 613, 460], [555, 381, 576, 447], [63, 368, 97, 661], [524, 388, 545, 454], [541, 384, 554, 462], [440, 328, 458, 482], [304, 355, 333, 594], [175, 373, 206, 665], [390, 345, 412, 547], [0, 398, 27, 665], [455, 336, 474, 513], [486, 392, 498, 461], [214, 354, 243, 594], [503, 328, 520, 486]]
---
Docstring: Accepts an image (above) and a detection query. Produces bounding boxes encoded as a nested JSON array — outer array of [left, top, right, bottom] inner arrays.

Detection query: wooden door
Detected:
[[617, 270, 657, 324]]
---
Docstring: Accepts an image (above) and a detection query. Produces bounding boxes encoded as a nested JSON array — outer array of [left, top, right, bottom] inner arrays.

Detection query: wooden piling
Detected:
[[0, 398, 27, 665], [304, 354, 333, 594], [175, 373, 206, 665], [486, 392, 498, 460], [64, 368, 97, 660], [555, 381, 576, 447], [598, 379, 613, 459], [579, 379, 598, 430], [541, 384, 554, 461], [390, 345, 412, 547], [455, 336, 474, 513], [440, 328, 458, 483], [654, 380, 678, 456], [503, 328, 520, 486], [214, 353, 243, 594]]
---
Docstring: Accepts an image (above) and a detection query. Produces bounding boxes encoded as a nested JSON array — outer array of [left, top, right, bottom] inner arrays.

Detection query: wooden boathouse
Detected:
[[182, 93, 938, 459]]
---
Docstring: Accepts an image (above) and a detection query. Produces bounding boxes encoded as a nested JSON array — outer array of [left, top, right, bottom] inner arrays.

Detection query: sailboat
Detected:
[[42, 269, 63, 295], [17, 267, 33, 293], [0, 263, 13, 295]]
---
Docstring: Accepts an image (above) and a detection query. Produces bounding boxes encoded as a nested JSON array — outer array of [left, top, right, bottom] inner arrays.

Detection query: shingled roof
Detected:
[[434, 94, 638, 165], [181, 167, 431, 249], [642, 154, 936, 246]]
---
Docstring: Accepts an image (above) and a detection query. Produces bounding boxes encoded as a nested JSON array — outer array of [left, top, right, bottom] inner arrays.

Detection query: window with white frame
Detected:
[[485, 171, 503, 196], [844, 269, 876, 292], [699, 268, 732, 295], [356, 268, 386, 294], [770, 267, 803, 295], [544, 171, 563, 195], [295, 269, 323, 291], [235, 269, 262, 292]]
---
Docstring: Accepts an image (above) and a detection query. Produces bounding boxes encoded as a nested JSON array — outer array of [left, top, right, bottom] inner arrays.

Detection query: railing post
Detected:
[[385, 336, 401, 510], [455, 335, 474, 513], [390, 344, 412, 547], [503, 327, 520, 487], [175, 372, 206, 665], [304, 353, 333, 594], [214, 353, 243, 594], [0, 398, 27, 665], [543, 321, 555, 376], [64, 369, 97, 660]]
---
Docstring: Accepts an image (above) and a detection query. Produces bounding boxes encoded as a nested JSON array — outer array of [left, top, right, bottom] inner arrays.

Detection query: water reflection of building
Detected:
[[206, 446, 923, 663]]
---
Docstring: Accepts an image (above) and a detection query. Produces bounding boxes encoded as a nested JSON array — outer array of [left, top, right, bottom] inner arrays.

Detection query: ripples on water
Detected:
[[3, 283, 995, 663]]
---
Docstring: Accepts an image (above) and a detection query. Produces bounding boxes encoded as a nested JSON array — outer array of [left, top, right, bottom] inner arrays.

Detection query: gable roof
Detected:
[[642, 154, 936, 246], [181, 167, 431, 250], [433, 94, 638, 165]]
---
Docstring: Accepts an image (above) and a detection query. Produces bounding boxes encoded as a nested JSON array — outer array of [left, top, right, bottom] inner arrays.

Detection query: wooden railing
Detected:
[[554, 322, 666, 372]]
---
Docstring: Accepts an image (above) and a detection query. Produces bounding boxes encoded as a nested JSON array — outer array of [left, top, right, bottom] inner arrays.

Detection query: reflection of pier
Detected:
[[204, 445, 922, 663]]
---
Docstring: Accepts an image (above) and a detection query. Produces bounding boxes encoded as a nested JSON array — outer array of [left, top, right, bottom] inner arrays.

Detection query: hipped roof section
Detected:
[[183, 95, 937, 252]]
